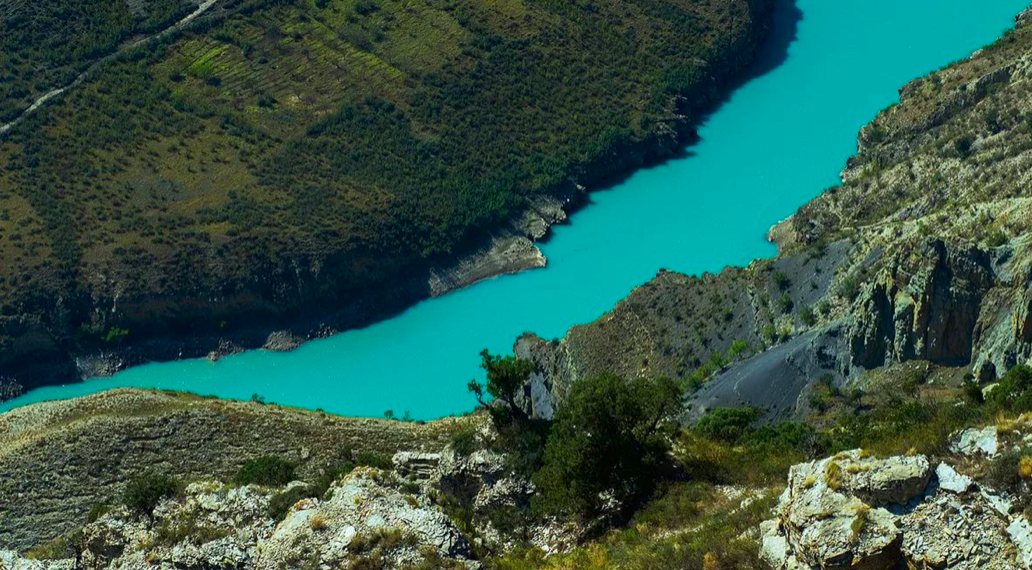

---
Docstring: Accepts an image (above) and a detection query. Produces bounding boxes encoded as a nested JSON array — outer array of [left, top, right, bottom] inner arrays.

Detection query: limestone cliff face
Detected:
[[847, 239, 995, 370], [518, 7, 1032, 420]]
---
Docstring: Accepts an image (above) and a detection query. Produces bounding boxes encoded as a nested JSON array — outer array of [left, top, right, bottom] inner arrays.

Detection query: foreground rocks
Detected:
[[761, 445, 1032, 570], [2, 469, 478, 570], [0, 389, 467, 551]]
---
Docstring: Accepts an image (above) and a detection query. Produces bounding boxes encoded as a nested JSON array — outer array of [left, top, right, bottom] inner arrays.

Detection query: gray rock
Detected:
[[951, 426, 999, 458], [763, 451, 1028, 570], [935, 463, 972, 494]]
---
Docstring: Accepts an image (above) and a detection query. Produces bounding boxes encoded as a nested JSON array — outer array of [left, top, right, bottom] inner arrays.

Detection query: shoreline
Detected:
[[0, 1, 776, 404]]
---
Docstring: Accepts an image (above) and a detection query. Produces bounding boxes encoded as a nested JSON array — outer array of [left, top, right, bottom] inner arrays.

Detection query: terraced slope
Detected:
[[0, 0, 773, 393], [518, 9, 1032, 421]]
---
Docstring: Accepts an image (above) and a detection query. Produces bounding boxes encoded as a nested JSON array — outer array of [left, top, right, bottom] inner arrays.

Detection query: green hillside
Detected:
[[0, 0, 770, 385]]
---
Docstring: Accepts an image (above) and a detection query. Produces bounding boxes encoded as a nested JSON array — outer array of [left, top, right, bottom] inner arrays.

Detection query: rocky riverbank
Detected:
[[518, 6, 1032, 422]]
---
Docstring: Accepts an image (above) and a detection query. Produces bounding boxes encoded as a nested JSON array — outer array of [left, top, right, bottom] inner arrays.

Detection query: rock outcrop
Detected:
[[2, 470, 478, 570], [0, 389, 468, 551], [762, 444, 1032, 570]]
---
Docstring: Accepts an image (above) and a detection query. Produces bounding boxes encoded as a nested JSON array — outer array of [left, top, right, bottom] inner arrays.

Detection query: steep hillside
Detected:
[[518, 7, 1032, 421], [0, 0, 774, 395]]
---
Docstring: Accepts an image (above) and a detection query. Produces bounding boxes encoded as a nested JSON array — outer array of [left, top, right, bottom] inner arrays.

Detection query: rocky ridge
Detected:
[[0, 389, 467, 551]]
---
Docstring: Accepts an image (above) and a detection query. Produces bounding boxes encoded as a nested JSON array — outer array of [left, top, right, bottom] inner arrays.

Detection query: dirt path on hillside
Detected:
[[0, 0, 220, 138]]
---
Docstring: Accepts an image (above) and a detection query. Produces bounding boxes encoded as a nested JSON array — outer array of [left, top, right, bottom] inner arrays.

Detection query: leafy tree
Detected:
[[467, 349, 534, 420], [533, 373, 682, 518]]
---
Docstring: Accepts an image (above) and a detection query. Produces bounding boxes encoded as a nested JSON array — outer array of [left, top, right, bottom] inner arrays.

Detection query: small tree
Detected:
[[467, 349, 534, 420], [533, 373, 682, 518]]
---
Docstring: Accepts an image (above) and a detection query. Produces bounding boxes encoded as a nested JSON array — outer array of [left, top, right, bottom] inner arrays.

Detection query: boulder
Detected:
[[762, 450, 1028, 570]]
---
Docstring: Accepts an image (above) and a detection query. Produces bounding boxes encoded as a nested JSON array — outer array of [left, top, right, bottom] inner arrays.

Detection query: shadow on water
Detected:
[[734, 0, 804, 88], [557, 0, 803, 223]]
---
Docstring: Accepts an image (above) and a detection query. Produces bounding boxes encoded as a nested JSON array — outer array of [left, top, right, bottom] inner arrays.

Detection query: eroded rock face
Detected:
[[762, 447, 1029, 570], [848, 240, 994, 370]]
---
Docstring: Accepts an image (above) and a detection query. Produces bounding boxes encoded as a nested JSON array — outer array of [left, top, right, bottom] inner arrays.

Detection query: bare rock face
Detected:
[[259, 468, 474, 569], [762, 447, 1030, 570], [849, 240, 994, 370]]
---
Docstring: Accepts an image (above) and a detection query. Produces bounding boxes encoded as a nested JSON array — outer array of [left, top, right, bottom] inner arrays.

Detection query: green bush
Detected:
[[347, 452, 389, 471], [987, 365, 1032, 412], [449, 424, 478, 456], [123, 471, 180, 514], [694, 408, 762, 443], [266, 485, 316, 521], [235, 456, 296, 486], [533, 374, 681, 518]]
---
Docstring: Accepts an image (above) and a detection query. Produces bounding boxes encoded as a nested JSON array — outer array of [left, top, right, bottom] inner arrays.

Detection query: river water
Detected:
[[2, 0, 1027, 417]]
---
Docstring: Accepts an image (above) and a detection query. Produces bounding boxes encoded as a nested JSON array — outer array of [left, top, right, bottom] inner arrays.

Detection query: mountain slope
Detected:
[[0, 0, 773, 395]]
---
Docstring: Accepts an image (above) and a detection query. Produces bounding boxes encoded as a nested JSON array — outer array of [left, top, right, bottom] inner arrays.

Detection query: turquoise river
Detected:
[[2, 0, 1028, 418]]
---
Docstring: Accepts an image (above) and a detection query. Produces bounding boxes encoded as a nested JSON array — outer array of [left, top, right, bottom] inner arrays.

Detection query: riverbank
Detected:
[[0, 0, 776, 399], [519, 3, 1032, 422]]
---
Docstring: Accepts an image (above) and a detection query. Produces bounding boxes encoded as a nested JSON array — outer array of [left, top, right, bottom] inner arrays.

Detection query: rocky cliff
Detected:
[[518, 7, 1032, 422]]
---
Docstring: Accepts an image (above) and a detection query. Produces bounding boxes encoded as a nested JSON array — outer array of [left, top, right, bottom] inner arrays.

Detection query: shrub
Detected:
[[235, 456, 296, 486], [695, 408, 762, 443], [355, 452, 393, 471], [799, 305, 816, 326], [987, 365, 1032, 412], [124, 471, 180, 514], [533, 374, 681, 518], [449, 423, 478, 456]]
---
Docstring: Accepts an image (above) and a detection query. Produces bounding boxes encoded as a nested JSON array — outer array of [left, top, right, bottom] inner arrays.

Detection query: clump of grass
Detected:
[[1020, 457, 1032, 479], [152, 508, 230, 546], [850, 503, 871, 541], [309, 513, 329, 531], [824, 462, 843, 491]]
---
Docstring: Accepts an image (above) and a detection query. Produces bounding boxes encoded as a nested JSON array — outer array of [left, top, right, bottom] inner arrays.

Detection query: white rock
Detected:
[[935, 463, 972, 493], [1008, 518, 1032, 569], [951, 426, 999, 458]]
